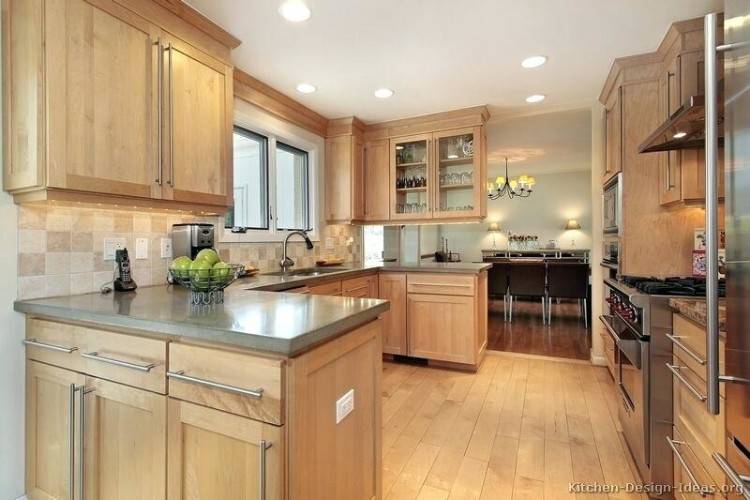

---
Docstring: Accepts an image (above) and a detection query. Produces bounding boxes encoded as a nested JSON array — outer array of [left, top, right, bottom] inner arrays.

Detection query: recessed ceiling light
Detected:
[[374, 88, 395, 99], [673, 131, 687, 139], [278, 1, 311, 22], [296, 83, 317, 94], [525, 94, 546, 103], [521, 55, 547, 69]]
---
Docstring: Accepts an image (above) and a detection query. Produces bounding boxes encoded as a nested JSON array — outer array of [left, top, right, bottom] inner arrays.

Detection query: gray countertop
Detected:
[[14, 262, 487, 356], [15, 285, 389, 357]]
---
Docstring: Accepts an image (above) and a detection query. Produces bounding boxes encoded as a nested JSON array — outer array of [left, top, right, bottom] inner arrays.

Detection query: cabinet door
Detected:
[[167, 398, 283, 500], [45, 0, 161, 199], [433, 127, 483, 219], [26, 360, 85, 500], [363, 139, 390, 221], [391, 134, 433, 220], [353, 135, 366, 220], [604, 87, 622, 183], [407, 293, 476, 364], [162, 35, 232, 207], [378, 273, 407, 355], [325, 135, 354, 222], [82, 377, 166, 500], [660, 55, 683, 205]]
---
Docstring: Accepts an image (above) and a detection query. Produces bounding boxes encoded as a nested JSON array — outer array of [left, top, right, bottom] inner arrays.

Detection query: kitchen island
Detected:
[[15, 286, 389, 500]]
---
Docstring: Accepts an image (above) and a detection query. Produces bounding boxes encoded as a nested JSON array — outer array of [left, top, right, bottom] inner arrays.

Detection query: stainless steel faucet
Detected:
[[279, 230, 314, 271]]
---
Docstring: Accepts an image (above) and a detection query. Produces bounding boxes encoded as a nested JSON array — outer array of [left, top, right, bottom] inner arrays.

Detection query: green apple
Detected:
[[195, 248, 220, 267], [211, 261, 232, 283], [170, 256, 193, 278]]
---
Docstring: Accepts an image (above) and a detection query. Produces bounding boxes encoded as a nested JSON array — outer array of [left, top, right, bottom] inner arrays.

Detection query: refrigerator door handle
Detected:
[[704, 12, 721, 416]]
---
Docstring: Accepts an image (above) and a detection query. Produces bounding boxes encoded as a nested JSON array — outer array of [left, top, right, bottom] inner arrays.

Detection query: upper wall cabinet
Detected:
[[2, 0, 236, 212], [326, 106, 489, 225]]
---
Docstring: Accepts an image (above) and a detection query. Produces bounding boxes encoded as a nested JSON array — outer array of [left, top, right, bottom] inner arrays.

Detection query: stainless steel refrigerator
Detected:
[[706, 3, 750, 497]]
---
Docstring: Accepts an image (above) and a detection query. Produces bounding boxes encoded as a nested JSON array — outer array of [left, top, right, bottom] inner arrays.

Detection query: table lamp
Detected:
[[487, 222, 501, 248]]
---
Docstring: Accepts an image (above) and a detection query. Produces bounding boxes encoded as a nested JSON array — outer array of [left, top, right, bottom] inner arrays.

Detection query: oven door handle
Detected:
[[599, 315, 622, 343]]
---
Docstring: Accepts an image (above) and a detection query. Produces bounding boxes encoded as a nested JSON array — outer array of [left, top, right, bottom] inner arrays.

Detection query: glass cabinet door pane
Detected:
[[436, 132, 476, 214], [394, 138, 430, 215]]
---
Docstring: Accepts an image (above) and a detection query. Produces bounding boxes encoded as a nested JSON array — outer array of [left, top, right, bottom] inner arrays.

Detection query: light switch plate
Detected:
[[135, 238, 149, 260], [160, 238, 173, 259], [103, 238, 126, 261], [335, 389, 355, 424]]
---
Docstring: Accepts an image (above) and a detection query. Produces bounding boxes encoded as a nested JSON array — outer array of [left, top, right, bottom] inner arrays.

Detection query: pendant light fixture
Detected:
[[487, 157, 535, 200]]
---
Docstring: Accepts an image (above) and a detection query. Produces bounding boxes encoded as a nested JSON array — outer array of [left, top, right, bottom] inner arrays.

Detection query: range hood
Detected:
[[638, 95, 724, 153]]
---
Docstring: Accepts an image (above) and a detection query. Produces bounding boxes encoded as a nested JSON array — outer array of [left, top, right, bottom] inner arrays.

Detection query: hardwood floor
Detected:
[[488, 299, 591, 360], [381, 355, 646, 499]]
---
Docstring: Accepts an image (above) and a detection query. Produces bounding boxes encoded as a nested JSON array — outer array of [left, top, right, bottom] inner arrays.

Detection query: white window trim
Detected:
[[220, 106, 322, 243]]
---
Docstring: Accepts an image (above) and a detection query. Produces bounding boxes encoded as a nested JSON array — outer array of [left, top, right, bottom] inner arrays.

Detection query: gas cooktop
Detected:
[[619, 276, 726, 297]]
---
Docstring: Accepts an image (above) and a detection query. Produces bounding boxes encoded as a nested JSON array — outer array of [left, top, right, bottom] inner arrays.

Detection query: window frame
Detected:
[[221, 120, 320, 243], [274, 141, 311, 232], [228, 126, 270, 231]]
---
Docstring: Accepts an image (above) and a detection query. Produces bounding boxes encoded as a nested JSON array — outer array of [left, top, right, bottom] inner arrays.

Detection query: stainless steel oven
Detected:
[[603, 172, 622, 234], [603, 235, 620, 268]]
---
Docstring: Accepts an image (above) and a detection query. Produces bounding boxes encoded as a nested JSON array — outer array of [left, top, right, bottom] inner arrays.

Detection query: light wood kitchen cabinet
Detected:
[[342, 274, 379, 298], [167, 398, 283, 500], [390, 133, 434, 221], [2, 0, 235, 212], [325, 117, 366, 223], [433, 127, 485, 219], [603, 86, 623, 184], [378, 273, 407, 355], [407, 293, 476, 364], [26, 360, 84, 500], [308, 279, 343, 296], [363, 139, 391, 221], [83, 377, 166, 500]]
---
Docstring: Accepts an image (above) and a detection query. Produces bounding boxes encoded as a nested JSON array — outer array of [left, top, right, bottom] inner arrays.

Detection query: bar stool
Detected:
[[507, 261, 547, 323], [546, 262, 589, 327]]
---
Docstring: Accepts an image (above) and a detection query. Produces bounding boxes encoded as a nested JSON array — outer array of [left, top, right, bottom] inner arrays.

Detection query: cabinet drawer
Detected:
[[406, 273, 476, 296], [672, 357, 726, 487], [342, 274, 377, 298], [671, 426, 725, 500], [78, 326, 167, 394], [308, 280, 342, 296], [671, 313, 726, 391], [601, 331, 616, 379], [25, 318, 82, 371], [168, 343, 284, 425]]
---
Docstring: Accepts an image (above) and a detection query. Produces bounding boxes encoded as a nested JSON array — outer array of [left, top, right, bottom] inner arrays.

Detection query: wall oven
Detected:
[[603, 172, 622, 234]]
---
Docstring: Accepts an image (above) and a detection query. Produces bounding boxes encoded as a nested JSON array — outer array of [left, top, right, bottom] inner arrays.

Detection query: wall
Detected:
[[590, 102, 606, 365], [440, 170, 592, 262], [0, 18, 26, 499]]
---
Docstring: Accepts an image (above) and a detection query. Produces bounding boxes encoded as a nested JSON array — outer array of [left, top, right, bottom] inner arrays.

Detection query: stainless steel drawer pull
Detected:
[[713, 452, 750, 500], [667, 334, 707, 365], [79, 386, 95, 500], [259, 440, 272, 500], [23, 338, 78, 354], [667, 363, 707, 402], [667, 437, 713, 497], [69, 384, 77, 498], [719, 375, 750, 385], [81, 351, 159, 372], [167, 370, 264, 399], [411, 283, 472, 288]]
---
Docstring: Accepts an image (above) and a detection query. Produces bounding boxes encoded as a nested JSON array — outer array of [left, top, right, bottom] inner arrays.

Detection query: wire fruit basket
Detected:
[[169, 263, 244, 305]]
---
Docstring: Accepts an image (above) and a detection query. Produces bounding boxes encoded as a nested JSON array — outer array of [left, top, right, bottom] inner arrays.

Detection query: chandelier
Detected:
[[487, 157, 535, 200]]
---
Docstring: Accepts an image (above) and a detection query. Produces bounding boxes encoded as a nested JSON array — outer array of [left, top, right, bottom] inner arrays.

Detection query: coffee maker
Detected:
[[172, 223, 215, 259]]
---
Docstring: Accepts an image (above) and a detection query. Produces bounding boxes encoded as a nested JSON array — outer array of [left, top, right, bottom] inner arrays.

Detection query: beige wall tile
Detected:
[[93, 270, 115, 289], [72, 210, 94, 232], [45, 275, 70, 297], [70, 272, 95, 295], [92, 213, 114, 232], [18, 206, 47, 229], [45, 253, 71, 275], [18, 254, 45, 277], [47, 231, 72, 252], [19, 229, 46, 254], [70, 252, 95, 273], [46, 208, 72, 231], [133, 215, 151, 233], [18, 276, 46, 300], [113, 214, 133, 233], [71, 232, 94, 252]]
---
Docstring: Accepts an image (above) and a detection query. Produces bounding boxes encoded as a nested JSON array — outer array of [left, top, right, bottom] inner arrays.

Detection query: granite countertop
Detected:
[[669, 298, 727, 332], [15, 285, 389, 357]]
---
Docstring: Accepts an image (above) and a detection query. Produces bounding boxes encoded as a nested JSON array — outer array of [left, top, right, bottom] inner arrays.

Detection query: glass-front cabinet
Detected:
[[390, 134, 433, 220], [389, 127, 484, 221]]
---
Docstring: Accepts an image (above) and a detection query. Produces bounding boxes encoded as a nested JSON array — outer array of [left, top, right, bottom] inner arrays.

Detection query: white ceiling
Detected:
[[187, 0, 722, 124]]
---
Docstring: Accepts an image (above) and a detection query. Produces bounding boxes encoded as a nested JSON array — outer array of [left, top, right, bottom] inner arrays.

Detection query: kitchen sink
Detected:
[[262, 267, 351, 277]]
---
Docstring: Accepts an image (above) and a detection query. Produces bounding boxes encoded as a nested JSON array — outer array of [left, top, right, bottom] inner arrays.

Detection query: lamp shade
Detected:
[[564, 219, 581, 230], [487, 222, 500, 232]]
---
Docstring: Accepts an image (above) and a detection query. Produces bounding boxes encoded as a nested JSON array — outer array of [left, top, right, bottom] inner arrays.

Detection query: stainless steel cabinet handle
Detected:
[[667, 437, 713, 497], [154, 37, 163, 185], [78, 387, 94, 500], [719, 375, 750, 385], [259, 440, 272, 500], [167, 42, 175, 187], [81, 351, 158, 372], [713, 451, 750, 500], [704, 12, 721, 416], [667, 334, 707, 365], [667, 363, 707, 402], [167, 370, 264, 399], [69, 384, 77, 498], [23, 338, 78, 354], [410, 283, 471, 288]]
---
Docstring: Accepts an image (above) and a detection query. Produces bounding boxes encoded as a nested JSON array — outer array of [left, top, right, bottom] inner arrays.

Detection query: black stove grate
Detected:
[[620, 276, 726, 297]]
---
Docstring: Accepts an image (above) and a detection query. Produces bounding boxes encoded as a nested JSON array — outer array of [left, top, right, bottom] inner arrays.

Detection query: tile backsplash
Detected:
[[16, 205, 361, 300]]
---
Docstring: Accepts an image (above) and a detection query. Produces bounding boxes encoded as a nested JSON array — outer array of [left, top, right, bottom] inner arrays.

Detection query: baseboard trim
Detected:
[[486, 349, 592, 365], [590, 353, 608, 366], [16, 495, 28, 500]]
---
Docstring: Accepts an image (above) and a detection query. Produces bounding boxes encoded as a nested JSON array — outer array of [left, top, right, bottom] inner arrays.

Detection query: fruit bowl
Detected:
[[169, 263, 244, 305]]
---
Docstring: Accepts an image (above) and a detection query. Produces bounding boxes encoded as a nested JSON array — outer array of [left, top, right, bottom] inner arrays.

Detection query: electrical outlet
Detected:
[[135, 238, 149, 260], [335, 389, 355, 424], [103, 238, 126, 261], [325, 237, 335, 250], [160, 238, 173, 259]]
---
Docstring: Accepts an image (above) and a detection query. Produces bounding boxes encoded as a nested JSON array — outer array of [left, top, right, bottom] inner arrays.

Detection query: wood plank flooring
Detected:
[[381, 354, 646, 500], [488, 299, 591, 360]]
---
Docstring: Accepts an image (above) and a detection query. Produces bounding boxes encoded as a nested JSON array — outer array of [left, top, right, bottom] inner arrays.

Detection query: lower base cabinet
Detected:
[[167, 399, 283, 499], [407, 293, 476, 364]]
